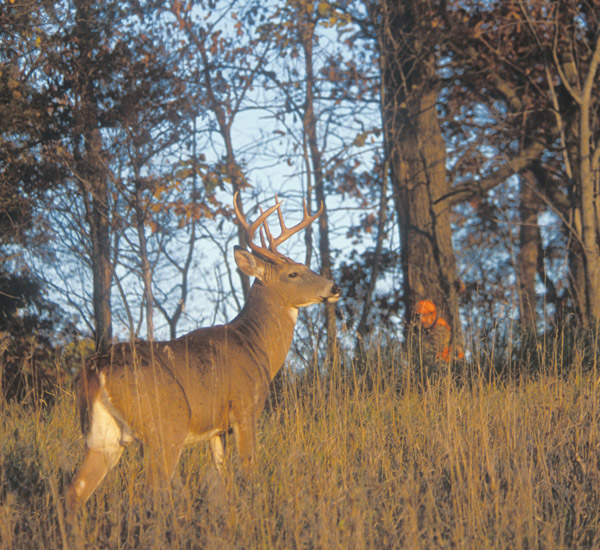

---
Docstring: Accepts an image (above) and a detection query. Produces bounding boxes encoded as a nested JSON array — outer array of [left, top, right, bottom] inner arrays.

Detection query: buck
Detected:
[[65, 192, 340, 523]]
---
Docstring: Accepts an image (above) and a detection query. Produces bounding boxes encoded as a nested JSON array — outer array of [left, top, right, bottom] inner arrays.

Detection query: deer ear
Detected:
[[234, 246, 267, 281]]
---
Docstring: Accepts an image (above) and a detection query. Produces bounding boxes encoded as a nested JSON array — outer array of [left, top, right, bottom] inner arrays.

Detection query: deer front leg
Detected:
[[144, 441, 184, 486], [232, 417, 257, 472]]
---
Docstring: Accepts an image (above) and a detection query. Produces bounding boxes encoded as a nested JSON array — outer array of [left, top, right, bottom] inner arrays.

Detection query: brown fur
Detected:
[[65, 246, 340, 525]]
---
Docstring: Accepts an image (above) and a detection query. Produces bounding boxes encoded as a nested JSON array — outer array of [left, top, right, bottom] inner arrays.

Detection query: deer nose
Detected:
[[331, 283, 341, 296]]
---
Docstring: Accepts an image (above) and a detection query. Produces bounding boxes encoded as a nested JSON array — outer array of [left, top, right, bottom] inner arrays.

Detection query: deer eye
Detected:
[[288, 272, 299, 278]]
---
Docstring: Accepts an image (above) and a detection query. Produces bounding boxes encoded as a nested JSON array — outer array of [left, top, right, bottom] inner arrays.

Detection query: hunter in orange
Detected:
[[415, 299, 464, 363]]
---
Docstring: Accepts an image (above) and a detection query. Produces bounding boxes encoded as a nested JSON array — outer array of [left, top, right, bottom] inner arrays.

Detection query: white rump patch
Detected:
[[86, 398, 125, 456]]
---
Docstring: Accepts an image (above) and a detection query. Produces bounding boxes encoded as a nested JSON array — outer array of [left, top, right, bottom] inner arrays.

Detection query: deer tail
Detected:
[[74, 365, 102, 435]]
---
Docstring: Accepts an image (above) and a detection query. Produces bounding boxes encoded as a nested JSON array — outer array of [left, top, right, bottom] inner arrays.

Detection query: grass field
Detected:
[[1, 339, 600, 549]]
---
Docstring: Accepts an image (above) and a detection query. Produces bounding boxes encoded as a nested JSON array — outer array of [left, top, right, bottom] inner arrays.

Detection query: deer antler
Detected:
[[233, 191, 323, 264]]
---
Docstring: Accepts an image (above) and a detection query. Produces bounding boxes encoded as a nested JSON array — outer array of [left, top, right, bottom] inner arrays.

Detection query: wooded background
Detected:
[[1, 0, 599, 398]]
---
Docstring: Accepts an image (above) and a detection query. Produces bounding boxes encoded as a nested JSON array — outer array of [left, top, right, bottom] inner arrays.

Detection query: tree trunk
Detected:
[[300, 14, 338, 360], [379, 0, 461, 337], [134, 178, 154, 340], [578, 40, 600, 325], [555, 16, 600, 326], [517, 171, 542, 343], [89, 169, 113, 351], [356, 161, 388, 340], [195, 31, 251, 301], [73, 0, 113, 351]]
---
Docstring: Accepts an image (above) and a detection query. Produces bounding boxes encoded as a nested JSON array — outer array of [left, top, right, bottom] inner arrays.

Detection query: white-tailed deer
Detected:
[[65, 192, 340, 523]]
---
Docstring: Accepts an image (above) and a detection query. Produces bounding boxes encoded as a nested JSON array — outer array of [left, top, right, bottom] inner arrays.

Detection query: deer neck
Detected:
[[232, 281, 297, 380]]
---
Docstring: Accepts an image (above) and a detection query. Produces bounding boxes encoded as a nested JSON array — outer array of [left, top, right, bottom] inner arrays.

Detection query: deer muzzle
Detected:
[[326, 283, 341, 303]]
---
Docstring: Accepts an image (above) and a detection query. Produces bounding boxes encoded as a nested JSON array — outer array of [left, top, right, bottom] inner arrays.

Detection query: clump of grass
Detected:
[[1, 334, 600, 549]]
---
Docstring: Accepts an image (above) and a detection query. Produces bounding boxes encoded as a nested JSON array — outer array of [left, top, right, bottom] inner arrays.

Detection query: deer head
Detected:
[[233, 192, 339, 312]]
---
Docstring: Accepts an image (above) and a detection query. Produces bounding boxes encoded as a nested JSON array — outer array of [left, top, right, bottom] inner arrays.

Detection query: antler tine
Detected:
[[233, 192, 324, 263], [259, 225, 268, 249], [269, 198, 324, 250], [233, 192, 282, 234], [275, 194, 287, 233], [233, 191, 284, 263], [257, 205, 271, 250], [260, 194, 283, 249]]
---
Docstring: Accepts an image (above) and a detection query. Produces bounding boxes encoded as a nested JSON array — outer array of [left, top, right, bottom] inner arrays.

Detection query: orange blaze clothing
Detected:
[[415, 300, 464, 363]]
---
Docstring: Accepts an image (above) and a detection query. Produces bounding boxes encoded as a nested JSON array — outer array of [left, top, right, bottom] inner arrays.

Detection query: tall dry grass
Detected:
[[1, 335, 600, 549]]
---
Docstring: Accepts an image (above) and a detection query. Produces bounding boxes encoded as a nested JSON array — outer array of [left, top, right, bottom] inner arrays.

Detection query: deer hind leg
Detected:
[[65, 445, 123, 523], [66, 399, 125, 524]]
